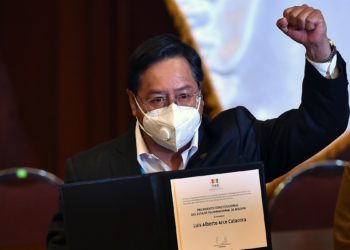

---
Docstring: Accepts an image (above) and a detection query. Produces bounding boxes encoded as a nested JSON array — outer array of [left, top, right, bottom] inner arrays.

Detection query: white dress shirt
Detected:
[[307, 53, 338, 79], [136, 121, 199, 174]]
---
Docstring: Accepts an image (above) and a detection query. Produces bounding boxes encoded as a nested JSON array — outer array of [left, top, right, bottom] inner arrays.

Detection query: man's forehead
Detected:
[[137, 57, 198, 94]]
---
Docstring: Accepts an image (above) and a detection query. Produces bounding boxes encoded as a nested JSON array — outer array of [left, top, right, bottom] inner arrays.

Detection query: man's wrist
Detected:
[[315, 39, 337, 63], [306, 39, 337, 63]]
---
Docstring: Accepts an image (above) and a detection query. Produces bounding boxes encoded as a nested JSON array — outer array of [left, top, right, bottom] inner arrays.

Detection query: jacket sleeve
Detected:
[[256, 52, 349, 181]]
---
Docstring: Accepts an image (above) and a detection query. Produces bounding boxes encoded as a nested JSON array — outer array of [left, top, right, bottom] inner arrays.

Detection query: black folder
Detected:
[[60, 162, 272, 250]]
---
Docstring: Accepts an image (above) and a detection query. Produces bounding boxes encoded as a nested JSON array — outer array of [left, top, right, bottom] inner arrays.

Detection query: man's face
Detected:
[[128, 57, 203, 120]]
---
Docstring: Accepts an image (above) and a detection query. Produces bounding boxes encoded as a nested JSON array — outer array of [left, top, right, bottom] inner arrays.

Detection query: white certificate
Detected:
[[170, 169, 267, 250]]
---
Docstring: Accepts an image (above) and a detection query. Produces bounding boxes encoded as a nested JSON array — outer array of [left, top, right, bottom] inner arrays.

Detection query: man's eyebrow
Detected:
[[143, 90, 167, 96], [145, 85, 195, 95], [174, 85, 196, 92]]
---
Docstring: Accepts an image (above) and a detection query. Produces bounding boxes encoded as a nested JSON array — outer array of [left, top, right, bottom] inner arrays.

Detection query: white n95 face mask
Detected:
[[135, 99, 201, 152]]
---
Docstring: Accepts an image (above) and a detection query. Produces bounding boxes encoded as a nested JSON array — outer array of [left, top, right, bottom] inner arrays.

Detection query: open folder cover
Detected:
[[61, 162, 271, 250]]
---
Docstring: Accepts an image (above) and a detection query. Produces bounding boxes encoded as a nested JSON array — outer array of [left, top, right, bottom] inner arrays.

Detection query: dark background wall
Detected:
[[0, 0, 178, 178]]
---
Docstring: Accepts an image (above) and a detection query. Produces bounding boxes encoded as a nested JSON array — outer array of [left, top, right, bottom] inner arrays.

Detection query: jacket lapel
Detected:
[[112, 124, 142, 176]]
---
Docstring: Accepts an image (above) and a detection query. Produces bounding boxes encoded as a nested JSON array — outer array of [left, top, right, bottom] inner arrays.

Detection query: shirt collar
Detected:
[[135, 121, 199, 167]]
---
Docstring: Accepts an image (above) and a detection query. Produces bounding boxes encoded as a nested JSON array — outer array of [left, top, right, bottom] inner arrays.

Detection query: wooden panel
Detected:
[[0, 0, 59, 173], [57, 0, 90, 177], [0, 0, 178, 178]]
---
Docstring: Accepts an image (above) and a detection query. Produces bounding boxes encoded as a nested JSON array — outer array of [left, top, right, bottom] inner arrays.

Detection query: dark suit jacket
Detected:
[[47, 55, 349, 249]]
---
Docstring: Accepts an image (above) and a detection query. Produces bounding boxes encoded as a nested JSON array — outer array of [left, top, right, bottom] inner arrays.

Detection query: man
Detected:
[[47, 4, 349, 249]]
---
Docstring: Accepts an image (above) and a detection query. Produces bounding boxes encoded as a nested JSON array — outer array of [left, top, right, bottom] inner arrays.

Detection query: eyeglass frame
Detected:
[[134, 91, 202, 112]]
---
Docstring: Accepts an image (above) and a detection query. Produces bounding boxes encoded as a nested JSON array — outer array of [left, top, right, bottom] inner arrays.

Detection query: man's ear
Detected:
[[126, 89, 137, 117], [199, 97, 205, 115]]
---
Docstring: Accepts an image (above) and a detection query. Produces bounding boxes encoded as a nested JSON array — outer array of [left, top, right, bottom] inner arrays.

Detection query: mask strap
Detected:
[[133, 95, 148, 117], [195, 95, 202, 128], [195, 95, 202, 111], [132, 94, 148, 131]]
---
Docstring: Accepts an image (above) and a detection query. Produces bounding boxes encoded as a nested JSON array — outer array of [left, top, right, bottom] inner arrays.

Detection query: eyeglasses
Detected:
[[137, 92, 202, 111]]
